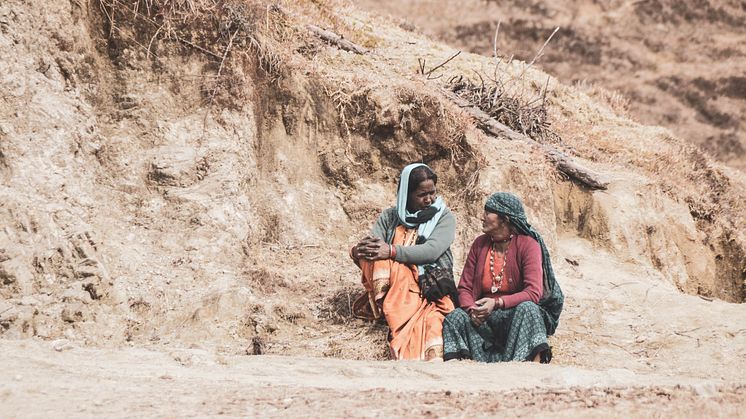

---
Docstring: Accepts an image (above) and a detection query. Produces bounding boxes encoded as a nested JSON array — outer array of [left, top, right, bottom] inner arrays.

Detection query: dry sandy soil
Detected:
[[1, 0, 745, 417], [3, 236, 746, 417]]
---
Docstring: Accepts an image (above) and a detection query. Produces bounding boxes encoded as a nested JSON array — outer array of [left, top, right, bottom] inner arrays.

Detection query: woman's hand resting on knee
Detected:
[[352, 236, 392, 261]]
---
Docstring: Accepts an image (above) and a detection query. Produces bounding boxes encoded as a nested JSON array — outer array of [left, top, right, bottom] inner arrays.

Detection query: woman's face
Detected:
[[481, 210, 510, 237], [407, 179, 436, 212]]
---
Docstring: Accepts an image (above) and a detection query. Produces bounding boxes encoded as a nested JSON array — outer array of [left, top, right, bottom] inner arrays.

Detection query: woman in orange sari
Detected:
[[350, 163, 456, 361]]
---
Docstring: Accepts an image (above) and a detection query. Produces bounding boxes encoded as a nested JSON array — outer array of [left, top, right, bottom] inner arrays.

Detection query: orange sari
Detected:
[[353, 226, 455, 360]]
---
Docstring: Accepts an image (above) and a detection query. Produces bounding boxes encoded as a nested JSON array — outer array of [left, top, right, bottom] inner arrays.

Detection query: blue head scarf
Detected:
[[396, 163, 446, 240], [396, 163, 449, 275]]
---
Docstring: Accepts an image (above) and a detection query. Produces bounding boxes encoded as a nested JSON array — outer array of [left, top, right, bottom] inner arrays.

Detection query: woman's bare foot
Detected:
[[532, 347, 552, 363]]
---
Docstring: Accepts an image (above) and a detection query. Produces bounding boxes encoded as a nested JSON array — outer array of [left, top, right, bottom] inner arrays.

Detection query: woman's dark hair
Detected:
[[407, 166, 438, 195]]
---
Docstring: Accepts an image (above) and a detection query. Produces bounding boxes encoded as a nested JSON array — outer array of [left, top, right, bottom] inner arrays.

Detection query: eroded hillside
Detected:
[[0, 0, 744, 391]]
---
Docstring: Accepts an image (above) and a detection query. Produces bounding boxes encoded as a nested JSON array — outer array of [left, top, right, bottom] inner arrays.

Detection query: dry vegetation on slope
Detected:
[[353, 0, 746, 171], [0, 0, 745, 416]]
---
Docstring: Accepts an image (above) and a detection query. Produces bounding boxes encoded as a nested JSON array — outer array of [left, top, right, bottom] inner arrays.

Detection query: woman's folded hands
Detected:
[[353, 236, 391, 261], [469, 297, 496, 326]]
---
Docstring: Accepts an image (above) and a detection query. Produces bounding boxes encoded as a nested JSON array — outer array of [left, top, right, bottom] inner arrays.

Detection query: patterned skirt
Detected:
[[443, 302, 549, 362]]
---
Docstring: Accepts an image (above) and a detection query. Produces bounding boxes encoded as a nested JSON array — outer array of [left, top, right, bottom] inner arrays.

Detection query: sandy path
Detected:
[[1, 339, 743, 418]]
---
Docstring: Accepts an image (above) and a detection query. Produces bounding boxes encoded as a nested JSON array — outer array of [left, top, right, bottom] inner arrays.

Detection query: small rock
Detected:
[[170, 351, 194, 367], [51, 339, 74, 352], [61, 286, 91, 303], [692, 382, 718, 397], [0, 301, 15, 318], [19, 296, 39, 306], [540, 367, 587, 386], [248, 336, 264, 355], [74, 264, 100, 279], [34, 324, 50, 338], [63, 329, 76, 340], [61, 306, 84, 323]]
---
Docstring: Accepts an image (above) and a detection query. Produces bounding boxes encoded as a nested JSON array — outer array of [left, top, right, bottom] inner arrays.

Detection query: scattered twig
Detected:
[[642, 285, 655, 304], [698, 295, 714, 302], [346, 291, 352, 319], [649, 342, 665, 359], [541, 75, 551, 106], [421, 51, 461, 79], [609, 341, 638, 356], [673, 327, 701, 339], [208, 28, 240, 103], [564, 257, 579, 266], [177, 38, 223, 60], [609, 281, 636, 289], [146, 23, 165, 59], [284, 243, 321, 251], [527, 26, 559, 68], [201, 27, 239, 131]]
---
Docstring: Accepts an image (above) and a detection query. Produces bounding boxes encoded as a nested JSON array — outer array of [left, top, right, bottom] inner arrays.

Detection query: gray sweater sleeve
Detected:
[[369, 207, 397, 242], [395, 209, 456, 265]]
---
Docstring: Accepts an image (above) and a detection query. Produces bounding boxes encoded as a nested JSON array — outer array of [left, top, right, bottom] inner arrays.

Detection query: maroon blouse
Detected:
[[457, 234, 543, 310]]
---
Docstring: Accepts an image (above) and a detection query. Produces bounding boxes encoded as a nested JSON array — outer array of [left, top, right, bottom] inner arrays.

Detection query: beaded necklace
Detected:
[[489, 235, 513, 294]]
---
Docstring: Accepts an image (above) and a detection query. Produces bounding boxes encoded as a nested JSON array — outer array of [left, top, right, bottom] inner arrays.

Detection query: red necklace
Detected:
[[489, 235, 513, 293]]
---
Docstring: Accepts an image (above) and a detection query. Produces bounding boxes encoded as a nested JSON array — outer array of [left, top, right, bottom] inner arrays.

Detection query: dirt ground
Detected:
[[2, 338, 745, 418], [2, 236, 744, 417], [1, 0, 745, 417]]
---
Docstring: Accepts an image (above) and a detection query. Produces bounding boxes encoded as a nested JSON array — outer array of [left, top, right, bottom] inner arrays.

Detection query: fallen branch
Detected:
[[265, 4, 367, 55], [306, 24, 368, 55], [440, 87, 609, 190]]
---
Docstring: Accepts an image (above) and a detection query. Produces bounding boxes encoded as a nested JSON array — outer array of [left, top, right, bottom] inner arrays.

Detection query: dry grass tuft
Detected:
[[97, 0, 301, 101], [317, 284, 363, 325], [322, 325, 390, 360], [574, 80, 631, 118]]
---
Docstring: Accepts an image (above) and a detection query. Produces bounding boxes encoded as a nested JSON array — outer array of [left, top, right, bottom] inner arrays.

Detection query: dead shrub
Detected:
[[323, 326, 390, 360], [318, 284, 361, 325], [448, 73, 560, 144]]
